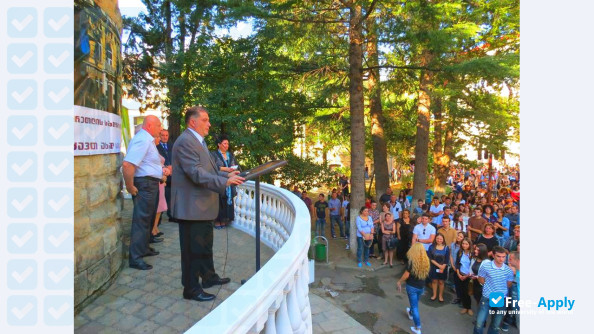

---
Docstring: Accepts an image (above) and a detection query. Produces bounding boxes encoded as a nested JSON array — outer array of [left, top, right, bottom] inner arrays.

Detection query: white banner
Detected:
[[74, 105, 122, 155]]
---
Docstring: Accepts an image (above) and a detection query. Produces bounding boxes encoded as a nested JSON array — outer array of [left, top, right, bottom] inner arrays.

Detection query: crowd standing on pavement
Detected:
[[297, 165, 520, 334]]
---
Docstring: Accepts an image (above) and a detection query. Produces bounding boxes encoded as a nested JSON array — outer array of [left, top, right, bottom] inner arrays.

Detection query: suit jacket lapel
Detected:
[[185, 129, 217, 170]]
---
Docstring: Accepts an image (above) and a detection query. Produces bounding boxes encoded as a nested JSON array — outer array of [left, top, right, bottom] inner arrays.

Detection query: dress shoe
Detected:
[[183, 290, 215, 302], [202, 277, 231, 288], [143, 249, 160, 257], [130, 262, 153, 270], [150, 235, 164, 243]]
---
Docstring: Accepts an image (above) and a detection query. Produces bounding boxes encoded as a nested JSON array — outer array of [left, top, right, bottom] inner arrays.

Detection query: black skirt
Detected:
[[216, 195, 235, 222]]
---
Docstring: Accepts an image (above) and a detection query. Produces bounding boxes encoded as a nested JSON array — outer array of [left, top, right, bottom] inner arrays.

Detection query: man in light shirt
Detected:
[[123, 115, 165, 270], [412, 213, 436, 251]]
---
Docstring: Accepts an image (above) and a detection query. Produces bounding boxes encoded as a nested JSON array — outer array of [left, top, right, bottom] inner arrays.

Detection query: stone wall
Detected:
[[74, 153, 123, 313]]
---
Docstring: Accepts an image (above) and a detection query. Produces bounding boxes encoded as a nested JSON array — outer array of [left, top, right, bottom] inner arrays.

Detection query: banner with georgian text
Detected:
[[74, 105, 121, 155]]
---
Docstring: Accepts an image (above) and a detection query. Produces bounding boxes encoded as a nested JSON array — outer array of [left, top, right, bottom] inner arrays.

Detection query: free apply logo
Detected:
[[489, 292, 576, 311], [489, 292, 505, 307]]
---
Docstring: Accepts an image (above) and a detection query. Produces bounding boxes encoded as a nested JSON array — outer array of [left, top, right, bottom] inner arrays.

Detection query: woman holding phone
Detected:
[[212, 134, 240, 229], [356, 206, 374, 268]]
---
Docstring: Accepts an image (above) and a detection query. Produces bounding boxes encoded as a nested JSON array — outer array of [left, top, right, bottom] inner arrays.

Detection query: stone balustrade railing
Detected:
[[186, 181, 313, 334]]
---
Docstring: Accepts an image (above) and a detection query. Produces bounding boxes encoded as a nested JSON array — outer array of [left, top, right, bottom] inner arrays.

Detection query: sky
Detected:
[[118, 0, 254, 39]]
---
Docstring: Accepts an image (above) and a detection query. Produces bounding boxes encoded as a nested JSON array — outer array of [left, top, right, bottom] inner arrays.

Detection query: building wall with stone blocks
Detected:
[[74, 153, 123, 313]]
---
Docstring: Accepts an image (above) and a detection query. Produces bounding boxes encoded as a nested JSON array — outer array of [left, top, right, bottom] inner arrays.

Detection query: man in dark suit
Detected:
[[170, 106, 244, 302], [156, 129, 173, 220]]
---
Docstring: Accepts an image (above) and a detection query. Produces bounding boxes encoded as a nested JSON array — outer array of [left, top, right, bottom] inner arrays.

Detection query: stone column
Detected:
[[73, 0, 123, 313]]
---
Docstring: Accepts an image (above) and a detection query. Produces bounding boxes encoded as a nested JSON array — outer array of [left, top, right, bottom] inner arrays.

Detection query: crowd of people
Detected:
[[297, 165, 520, 334]]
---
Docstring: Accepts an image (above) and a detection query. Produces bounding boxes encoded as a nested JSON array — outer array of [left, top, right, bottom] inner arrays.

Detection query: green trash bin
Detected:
[[315, 243, 326, 262]]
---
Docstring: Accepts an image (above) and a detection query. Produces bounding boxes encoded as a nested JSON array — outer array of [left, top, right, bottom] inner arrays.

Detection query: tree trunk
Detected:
[[432, 97, 448, 195], [367, 28, 390, 202], [347, 4, 365, 253], [412, 51, 434, 208]]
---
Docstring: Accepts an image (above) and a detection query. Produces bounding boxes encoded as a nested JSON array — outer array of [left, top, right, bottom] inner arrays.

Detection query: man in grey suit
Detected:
[[170, 106, 244, 302]]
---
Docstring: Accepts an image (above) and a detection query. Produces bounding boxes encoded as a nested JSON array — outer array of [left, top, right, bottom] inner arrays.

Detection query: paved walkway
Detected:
[[75, 199, 370, 333], [74, 200, 276, 333]]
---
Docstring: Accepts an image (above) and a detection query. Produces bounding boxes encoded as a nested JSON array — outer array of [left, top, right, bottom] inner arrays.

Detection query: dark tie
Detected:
[[201, 140, 208, 151], [163, 143, 168, 150]]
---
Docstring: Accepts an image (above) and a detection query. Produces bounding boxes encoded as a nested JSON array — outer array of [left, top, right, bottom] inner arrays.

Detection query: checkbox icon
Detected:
[[8, 116, 37, 146], [8, 224, 37, 254], [8, 259, 37, 290], [7, 296, 37, 326], [44, 79, 73, 110], [44, 7, 72, 38], [44, 188, 73, 218], [44, 152, 73, 182], [8, 44, 37, 74], [44, 224, 73, 253], [8, 80, 37, 110], [7, 152, 37, 182], [489, 292, 505, 307], [44, 296, 72, 326], [44, 260, 73, 290], [8, 7, 38, 38], [44, 43, 72, 73], [44, 116, 72, 146], [7, 188, 37, 218]]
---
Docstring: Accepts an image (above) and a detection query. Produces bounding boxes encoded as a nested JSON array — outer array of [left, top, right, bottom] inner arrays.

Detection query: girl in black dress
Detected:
[[397, 209, 413, 264], [469, 243, 489, 307], [475, 223, 498, 257], [211, 135, 240, 229]]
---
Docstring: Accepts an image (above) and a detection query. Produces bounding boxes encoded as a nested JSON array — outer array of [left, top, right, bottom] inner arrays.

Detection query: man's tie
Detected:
[[163, 143, 168, 150], [201, 140, 208, 151]]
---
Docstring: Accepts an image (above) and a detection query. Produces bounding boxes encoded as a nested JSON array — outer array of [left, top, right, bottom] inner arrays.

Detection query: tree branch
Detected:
[[266, 14, 345, 24], [361, 0, 378, 22], [363, 65, 443, 72]]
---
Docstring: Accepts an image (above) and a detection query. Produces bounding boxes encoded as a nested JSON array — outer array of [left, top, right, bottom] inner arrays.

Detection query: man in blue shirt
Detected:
[[435, 206, 454, 228], [501, 251, 520, 331], [425, 184, 434, 205], [475, 246, 515, 334], [328, 192, 343, 238], [123, 115, 164, 270]]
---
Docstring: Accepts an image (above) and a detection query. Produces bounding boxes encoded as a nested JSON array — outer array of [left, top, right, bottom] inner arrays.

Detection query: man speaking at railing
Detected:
[[170, 106, 245, 302]]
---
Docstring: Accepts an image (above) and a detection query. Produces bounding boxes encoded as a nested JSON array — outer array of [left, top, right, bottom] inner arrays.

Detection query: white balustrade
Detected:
[[186, 181, 313, 334]]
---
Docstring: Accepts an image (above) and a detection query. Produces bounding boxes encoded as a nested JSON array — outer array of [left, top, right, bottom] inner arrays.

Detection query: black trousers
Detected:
[[473, 279, 483, 304], [164, 184, 171, 218], [129, 177, 159, 265], [455, 274, 472, 309], [178, 220, 217, 291]]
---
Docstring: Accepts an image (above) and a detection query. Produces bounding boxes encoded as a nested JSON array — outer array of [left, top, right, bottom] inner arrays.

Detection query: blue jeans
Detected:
[[316, 218, 326, 237], [330, 215, 344, 237], [502, 282, 519, 329], [406, 284, 424, 328], [356, 237, 370, 263], [474, 296, 505, 334]]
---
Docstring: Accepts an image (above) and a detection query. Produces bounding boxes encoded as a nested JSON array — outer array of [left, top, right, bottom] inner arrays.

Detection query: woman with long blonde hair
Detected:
[[397, 242, 430, 334]]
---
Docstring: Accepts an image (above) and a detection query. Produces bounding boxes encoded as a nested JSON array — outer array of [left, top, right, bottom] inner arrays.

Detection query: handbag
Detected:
[[468, 278, 474, 296]]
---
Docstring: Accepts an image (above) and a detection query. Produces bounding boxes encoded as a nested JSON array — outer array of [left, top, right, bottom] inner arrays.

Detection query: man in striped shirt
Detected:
[[474, 246, 515, 334]]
